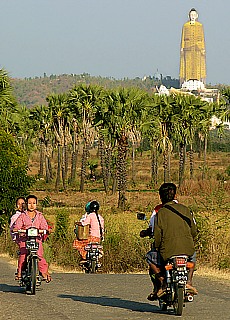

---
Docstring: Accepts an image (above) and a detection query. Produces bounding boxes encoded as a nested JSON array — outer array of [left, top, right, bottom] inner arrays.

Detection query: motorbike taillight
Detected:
[[175, 257, 186, 267]]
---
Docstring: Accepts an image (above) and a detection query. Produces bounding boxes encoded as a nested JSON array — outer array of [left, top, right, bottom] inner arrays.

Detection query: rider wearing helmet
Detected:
[[78, 201, 91, 223], [73, 200, 104, 262], [89, 200, 100, 213], [82, 200, 104, 243], [85, 201, 91, 213]]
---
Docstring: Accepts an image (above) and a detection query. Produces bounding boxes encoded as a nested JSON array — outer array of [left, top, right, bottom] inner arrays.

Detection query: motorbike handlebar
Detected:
[[14, 229, 48, 235]]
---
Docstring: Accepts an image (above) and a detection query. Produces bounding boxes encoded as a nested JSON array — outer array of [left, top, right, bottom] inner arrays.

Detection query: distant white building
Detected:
[[211, 115, 230, 130], [181, 79, 205, 91], [157, 85, 170, 95]]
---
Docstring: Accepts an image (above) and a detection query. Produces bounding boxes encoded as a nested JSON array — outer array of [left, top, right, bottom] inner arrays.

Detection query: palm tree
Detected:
[[47, 93, 71, 190], [141, 96, 161, 187], [68, 84, 105, 192], [152, 94, 174, 183], [171, 94, 204, 185], [29, 105, 54, 182], [69, 117, 80, 185], [0, 68, 17, 132], [99, 87, 147, 209]]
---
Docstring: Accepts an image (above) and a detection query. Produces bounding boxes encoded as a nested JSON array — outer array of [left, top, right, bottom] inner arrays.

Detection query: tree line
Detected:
[[1, 68, 230, 210]]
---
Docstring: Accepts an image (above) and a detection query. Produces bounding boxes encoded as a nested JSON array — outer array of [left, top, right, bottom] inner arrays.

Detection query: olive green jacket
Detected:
[[154, 201, 197, 261]]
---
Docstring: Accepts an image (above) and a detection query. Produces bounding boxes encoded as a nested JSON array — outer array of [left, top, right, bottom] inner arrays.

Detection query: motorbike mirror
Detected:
[[137, 212, 146, 221]]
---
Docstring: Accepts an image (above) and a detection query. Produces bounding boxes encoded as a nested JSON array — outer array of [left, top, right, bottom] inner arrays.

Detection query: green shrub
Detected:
[[54, 209, 70, 241], [0, 129, 34, 233]]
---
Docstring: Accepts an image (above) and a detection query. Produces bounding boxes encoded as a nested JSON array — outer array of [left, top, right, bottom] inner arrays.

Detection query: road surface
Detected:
[[0, 256, 229, 320]]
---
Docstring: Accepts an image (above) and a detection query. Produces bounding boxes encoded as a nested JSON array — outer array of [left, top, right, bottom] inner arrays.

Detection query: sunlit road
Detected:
[[0, 256, 229, 320]]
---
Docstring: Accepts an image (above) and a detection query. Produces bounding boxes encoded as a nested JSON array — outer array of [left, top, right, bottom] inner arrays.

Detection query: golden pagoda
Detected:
[[179, 8, 206, 87]]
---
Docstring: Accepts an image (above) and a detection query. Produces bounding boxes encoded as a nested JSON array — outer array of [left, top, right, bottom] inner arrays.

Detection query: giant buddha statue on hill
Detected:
[[179, 8, 206, 89]]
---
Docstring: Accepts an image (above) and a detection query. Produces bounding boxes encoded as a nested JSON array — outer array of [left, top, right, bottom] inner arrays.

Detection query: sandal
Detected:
[[42, 273, 52, 283], [147, 292, 158, 301], [186, 283, 198, 295], [157, 287, 166, 298], [45, 274, 52, 283]]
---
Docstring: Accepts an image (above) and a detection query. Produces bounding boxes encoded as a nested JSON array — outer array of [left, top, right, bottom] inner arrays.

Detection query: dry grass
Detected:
[[196, 266, 230, 284], [1, 150, 229, 273]]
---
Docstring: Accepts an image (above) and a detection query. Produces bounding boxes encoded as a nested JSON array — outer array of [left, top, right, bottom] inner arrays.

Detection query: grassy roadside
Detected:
[[1, 185, 229, 274], [0, 152, 229, 274]]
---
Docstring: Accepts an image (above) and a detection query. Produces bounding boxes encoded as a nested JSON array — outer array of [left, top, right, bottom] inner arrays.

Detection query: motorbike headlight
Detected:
[[27, 228, 38, 237]]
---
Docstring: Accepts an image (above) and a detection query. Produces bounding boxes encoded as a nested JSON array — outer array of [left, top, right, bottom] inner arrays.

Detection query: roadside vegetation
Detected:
[[0, 68, 229, 273]]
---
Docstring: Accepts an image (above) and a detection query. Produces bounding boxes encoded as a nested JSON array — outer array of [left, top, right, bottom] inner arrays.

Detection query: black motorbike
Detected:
[[159, 255, 194, 316], [137, 212, 194, 316], [18, 228, 44, 295], [82, 242, 103, 273]]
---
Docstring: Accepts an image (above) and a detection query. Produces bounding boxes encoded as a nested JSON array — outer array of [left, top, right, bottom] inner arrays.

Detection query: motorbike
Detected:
[[17, 228, 45, 295], [82, 242, 103, 274], [158, 255, 194, 316], [137, 212, 195, 316]]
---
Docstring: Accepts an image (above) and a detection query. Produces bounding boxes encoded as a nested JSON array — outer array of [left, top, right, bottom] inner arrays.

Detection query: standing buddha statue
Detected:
[[179, 8, 206, 87]]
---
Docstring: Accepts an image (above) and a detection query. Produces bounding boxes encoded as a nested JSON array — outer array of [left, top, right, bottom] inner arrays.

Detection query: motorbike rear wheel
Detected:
[[174, 286, 184, 316], [90, 260, 96, 273]]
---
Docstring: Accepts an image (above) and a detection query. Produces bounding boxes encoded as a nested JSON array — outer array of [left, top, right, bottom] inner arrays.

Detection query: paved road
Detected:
[[0, 256, 229, 320]]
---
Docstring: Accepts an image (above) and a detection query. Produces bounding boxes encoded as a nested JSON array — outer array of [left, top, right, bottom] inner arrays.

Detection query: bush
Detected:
[[54, 209, 70, 241], [0, 129, 33, 233]]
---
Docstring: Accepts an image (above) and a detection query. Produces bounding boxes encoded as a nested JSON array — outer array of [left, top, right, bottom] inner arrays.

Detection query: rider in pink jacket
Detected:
[[13, 195, 51, 282], [73, 200, 104, 261]]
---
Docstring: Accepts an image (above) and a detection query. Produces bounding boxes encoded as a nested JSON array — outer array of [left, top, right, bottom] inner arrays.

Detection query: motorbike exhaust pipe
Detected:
[[187, 295, 194, 302]]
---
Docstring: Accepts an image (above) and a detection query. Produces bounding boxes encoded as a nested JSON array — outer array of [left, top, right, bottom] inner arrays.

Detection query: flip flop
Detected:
[[186, 284, 198, 295], [46, 274, 52, 283], [41, 273, 52, 283], [157, 287, 166, 298], [147, 292, 158, 301]]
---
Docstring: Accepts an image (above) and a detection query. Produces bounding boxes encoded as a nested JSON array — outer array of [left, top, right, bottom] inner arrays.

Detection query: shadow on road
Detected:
[[0, 283, 25, 294], [58, 294, 172, 314]]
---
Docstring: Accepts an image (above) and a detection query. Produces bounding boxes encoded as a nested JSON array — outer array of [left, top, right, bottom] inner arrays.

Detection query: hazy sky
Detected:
[[1, 1, 230, 85]]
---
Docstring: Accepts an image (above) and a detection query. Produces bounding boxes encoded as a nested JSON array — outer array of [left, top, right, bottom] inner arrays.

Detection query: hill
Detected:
[[10, 73, 179, 108]]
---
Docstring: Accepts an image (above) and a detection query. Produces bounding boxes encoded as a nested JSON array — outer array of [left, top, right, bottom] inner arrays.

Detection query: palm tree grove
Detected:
[[0, 69, 230, 272]]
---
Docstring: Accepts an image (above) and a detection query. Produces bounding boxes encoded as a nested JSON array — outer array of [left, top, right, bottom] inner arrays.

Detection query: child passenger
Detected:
[[10, 197, 26, 243], [10, 197, 26, 279]]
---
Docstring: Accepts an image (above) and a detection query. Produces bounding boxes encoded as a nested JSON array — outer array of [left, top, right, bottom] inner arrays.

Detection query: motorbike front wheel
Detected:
[[174, 286, 184, 316], [31, 257, 37, 295], [26, 257, 37, 295]]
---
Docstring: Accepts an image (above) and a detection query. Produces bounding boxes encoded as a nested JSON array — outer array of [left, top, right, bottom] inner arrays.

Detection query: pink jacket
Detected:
[[10, 211, 23, 242], [82, 212, 104, 238], [14, 210, 48, 241]]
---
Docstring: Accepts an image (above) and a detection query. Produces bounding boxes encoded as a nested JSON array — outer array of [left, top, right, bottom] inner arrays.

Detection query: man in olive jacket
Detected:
[[154, 183, 198, 295]]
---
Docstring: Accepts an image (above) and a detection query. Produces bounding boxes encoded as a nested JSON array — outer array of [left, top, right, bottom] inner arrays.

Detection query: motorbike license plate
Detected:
[[176, 273, 188, 281], [26, 241, 39, 250]]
